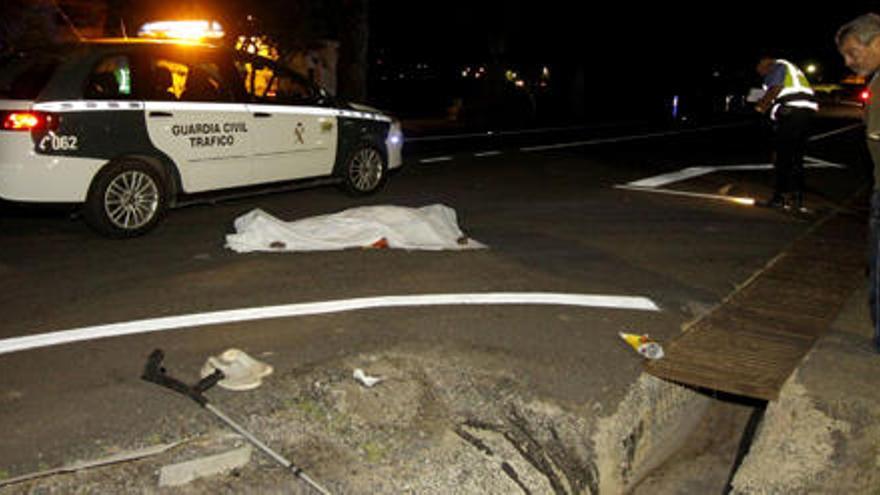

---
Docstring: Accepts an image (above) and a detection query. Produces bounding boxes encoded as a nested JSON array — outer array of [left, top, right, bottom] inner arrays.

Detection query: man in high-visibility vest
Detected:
[[754, 56, 819, 211], [838, 13, 880, 354]]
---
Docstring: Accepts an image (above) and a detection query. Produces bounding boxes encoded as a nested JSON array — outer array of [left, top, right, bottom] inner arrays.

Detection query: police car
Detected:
[[0, 38, 403, 237]]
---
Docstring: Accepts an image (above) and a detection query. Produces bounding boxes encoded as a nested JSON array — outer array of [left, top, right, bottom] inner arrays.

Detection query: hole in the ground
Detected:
[[631, 387, 767, 495]]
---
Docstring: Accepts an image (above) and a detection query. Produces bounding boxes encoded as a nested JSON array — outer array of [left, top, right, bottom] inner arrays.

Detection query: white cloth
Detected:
[[225, 204, 486, 253]]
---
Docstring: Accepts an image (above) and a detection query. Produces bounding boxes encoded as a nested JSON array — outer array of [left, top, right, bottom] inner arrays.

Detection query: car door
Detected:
[[143, 47, 255, 193], [236, 56, 337, 183]]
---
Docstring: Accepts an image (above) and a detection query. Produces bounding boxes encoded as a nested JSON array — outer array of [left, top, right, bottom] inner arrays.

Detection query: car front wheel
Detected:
[[342, 146, 387, 196], [84, 160, 167, 238]]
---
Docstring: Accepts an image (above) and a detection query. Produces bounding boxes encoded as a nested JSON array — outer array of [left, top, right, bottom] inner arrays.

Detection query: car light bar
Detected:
[[138, 20, 225, 41]]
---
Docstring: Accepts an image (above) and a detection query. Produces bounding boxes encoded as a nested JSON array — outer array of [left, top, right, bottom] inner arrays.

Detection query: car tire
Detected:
[[341, 145, 387, 196], [83, 159, 167, 238]]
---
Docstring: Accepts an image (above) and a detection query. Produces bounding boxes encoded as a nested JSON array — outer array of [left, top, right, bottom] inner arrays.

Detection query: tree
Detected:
[[70, 0, 373, 101], [0, 0, 65, 54], [336, 0, 368, 101]]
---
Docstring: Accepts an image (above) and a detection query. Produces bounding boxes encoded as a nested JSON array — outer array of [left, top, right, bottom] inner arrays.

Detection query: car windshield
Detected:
[[0, 48, 71, 100]]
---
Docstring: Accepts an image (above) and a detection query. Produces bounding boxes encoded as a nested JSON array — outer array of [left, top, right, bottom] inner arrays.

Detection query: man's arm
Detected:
[[867, 78, 880, 141], [755, 85, 783, 114]]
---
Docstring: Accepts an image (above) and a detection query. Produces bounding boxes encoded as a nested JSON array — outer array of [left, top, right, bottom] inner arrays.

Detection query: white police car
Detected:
[[0, 39, 403, 237]]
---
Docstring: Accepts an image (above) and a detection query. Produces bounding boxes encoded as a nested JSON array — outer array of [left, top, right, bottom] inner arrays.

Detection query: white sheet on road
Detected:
[[225, 204, 486, 253]]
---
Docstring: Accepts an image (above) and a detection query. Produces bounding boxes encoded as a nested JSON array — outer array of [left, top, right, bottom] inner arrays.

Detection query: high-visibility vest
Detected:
[[764, 59, 819, 119]]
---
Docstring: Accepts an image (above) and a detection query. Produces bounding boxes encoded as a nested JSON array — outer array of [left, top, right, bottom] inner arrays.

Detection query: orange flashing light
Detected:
[[138, 20, 225, 41]]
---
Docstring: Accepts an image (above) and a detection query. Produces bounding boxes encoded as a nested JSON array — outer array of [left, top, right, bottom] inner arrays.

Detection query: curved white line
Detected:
[[0, 292, 659, 355]]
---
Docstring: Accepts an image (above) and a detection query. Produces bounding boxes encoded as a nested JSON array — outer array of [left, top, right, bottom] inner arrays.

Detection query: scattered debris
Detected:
[[619, 332, 665, 360], [159, 445, 252, 487], [367, 237, 389, 249], [143, 349, 331, 494], [0, 440, 186, 488], [353, 368, 384, 388], [200, 349, 273, 391]]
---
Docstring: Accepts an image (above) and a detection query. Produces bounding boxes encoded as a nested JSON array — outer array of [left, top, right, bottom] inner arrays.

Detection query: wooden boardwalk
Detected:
[[645, 209, 866, 400]]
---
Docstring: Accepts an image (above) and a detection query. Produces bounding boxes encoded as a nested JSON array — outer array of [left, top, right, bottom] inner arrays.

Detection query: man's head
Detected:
[[755, 56, 777, 77], [837, 13, 880, 76]]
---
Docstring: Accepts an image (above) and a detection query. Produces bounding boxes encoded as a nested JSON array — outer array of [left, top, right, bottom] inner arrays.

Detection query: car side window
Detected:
[[148, 56, 234, 103], [83, 55, 133, 99], [235, 58, 317, 105]]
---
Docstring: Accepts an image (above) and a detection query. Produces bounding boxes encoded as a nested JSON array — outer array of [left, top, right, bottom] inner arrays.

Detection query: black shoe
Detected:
[[759, 194, 786, 208], [787, 192, 810, 214]]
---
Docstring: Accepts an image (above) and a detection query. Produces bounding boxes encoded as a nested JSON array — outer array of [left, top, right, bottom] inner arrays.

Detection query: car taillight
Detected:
[[861, 89, 871, 102], [2, 111, 43, 131]]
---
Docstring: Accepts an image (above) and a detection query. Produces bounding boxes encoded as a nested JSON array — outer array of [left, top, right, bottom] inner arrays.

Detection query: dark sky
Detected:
[[371, 2, 876, 83]]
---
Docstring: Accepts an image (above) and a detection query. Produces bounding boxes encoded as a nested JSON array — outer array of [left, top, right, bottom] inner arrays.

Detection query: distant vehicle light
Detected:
[[138, 20, 225, 41], [3, 112, 42, 131]]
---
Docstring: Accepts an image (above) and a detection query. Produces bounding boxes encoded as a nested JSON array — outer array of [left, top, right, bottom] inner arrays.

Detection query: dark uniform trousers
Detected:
[[772, 106, 815, 197]]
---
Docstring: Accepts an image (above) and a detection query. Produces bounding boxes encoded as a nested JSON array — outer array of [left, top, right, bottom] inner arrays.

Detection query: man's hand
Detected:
[[755, 85, 783, 115]]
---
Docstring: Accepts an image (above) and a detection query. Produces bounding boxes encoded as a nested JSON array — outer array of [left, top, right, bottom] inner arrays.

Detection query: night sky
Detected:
[[371, 2, 876, 83], [3, 0, 877, 119]]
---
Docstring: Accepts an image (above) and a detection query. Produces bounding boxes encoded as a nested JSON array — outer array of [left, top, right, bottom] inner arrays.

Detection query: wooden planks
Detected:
[[646, 212, 866, 400]]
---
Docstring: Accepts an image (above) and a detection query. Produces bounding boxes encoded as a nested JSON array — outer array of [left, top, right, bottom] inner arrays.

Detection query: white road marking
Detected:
[[419, 156, 454, 163], [624, 156, 845, 189], [807, 123, 863, 142], [626, 167, 715, 188], [473, 150, 502, 157], [520, 122, 746, 152], [615, 185, 755, 205], [0, 292, 660, 355], [407, 124, 595, 143], [803, 155, 847, 169]]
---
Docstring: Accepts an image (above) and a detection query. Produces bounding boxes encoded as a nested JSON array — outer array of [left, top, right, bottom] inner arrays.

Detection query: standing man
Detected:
[[754, 56, 819, 211], [837, 13, 880, 354]]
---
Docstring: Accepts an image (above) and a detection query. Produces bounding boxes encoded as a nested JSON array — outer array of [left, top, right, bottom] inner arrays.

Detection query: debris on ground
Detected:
[[619, 332, 665, 360], [158, 445, 252, 487], [353, 368, 384, 388], [201, 349, 274, 391]]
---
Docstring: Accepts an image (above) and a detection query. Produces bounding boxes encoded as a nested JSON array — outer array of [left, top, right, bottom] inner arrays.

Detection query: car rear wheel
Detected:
[[342, 146, 386, 196], [84, 160, 167, 238]]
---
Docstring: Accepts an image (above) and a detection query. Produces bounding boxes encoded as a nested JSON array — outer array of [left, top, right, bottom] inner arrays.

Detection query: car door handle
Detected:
[[253, 112, 272, 118], [149, 111, 173, 117]]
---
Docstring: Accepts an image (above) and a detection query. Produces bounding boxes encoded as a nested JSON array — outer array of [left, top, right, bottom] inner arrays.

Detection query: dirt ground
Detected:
[[2, 344, 614, 494]]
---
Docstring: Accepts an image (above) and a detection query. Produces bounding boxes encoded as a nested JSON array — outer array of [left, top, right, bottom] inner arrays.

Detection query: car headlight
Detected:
[[388, 119, 403, 146]]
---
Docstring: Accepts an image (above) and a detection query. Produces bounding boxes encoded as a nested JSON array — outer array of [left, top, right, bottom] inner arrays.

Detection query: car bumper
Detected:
[[386, 121, 403, 169], [0, 132, 104, 203]]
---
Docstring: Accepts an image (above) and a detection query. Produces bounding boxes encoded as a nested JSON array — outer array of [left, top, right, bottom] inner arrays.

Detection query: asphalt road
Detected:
[[0, 113, 868, 479]]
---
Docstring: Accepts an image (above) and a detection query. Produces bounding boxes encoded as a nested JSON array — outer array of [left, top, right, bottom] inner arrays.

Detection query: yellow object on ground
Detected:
[[619, 332, 665, 360]]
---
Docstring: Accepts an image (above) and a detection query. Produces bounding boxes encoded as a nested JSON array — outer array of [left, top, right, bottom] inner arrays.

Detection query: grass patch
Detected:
[[362, 441, 387, 464]]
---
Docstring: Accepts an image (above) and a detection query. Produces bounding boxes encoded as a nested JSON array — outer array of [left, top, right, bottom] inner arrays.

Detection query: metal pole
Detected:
[[205, 404, 331, 495]]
